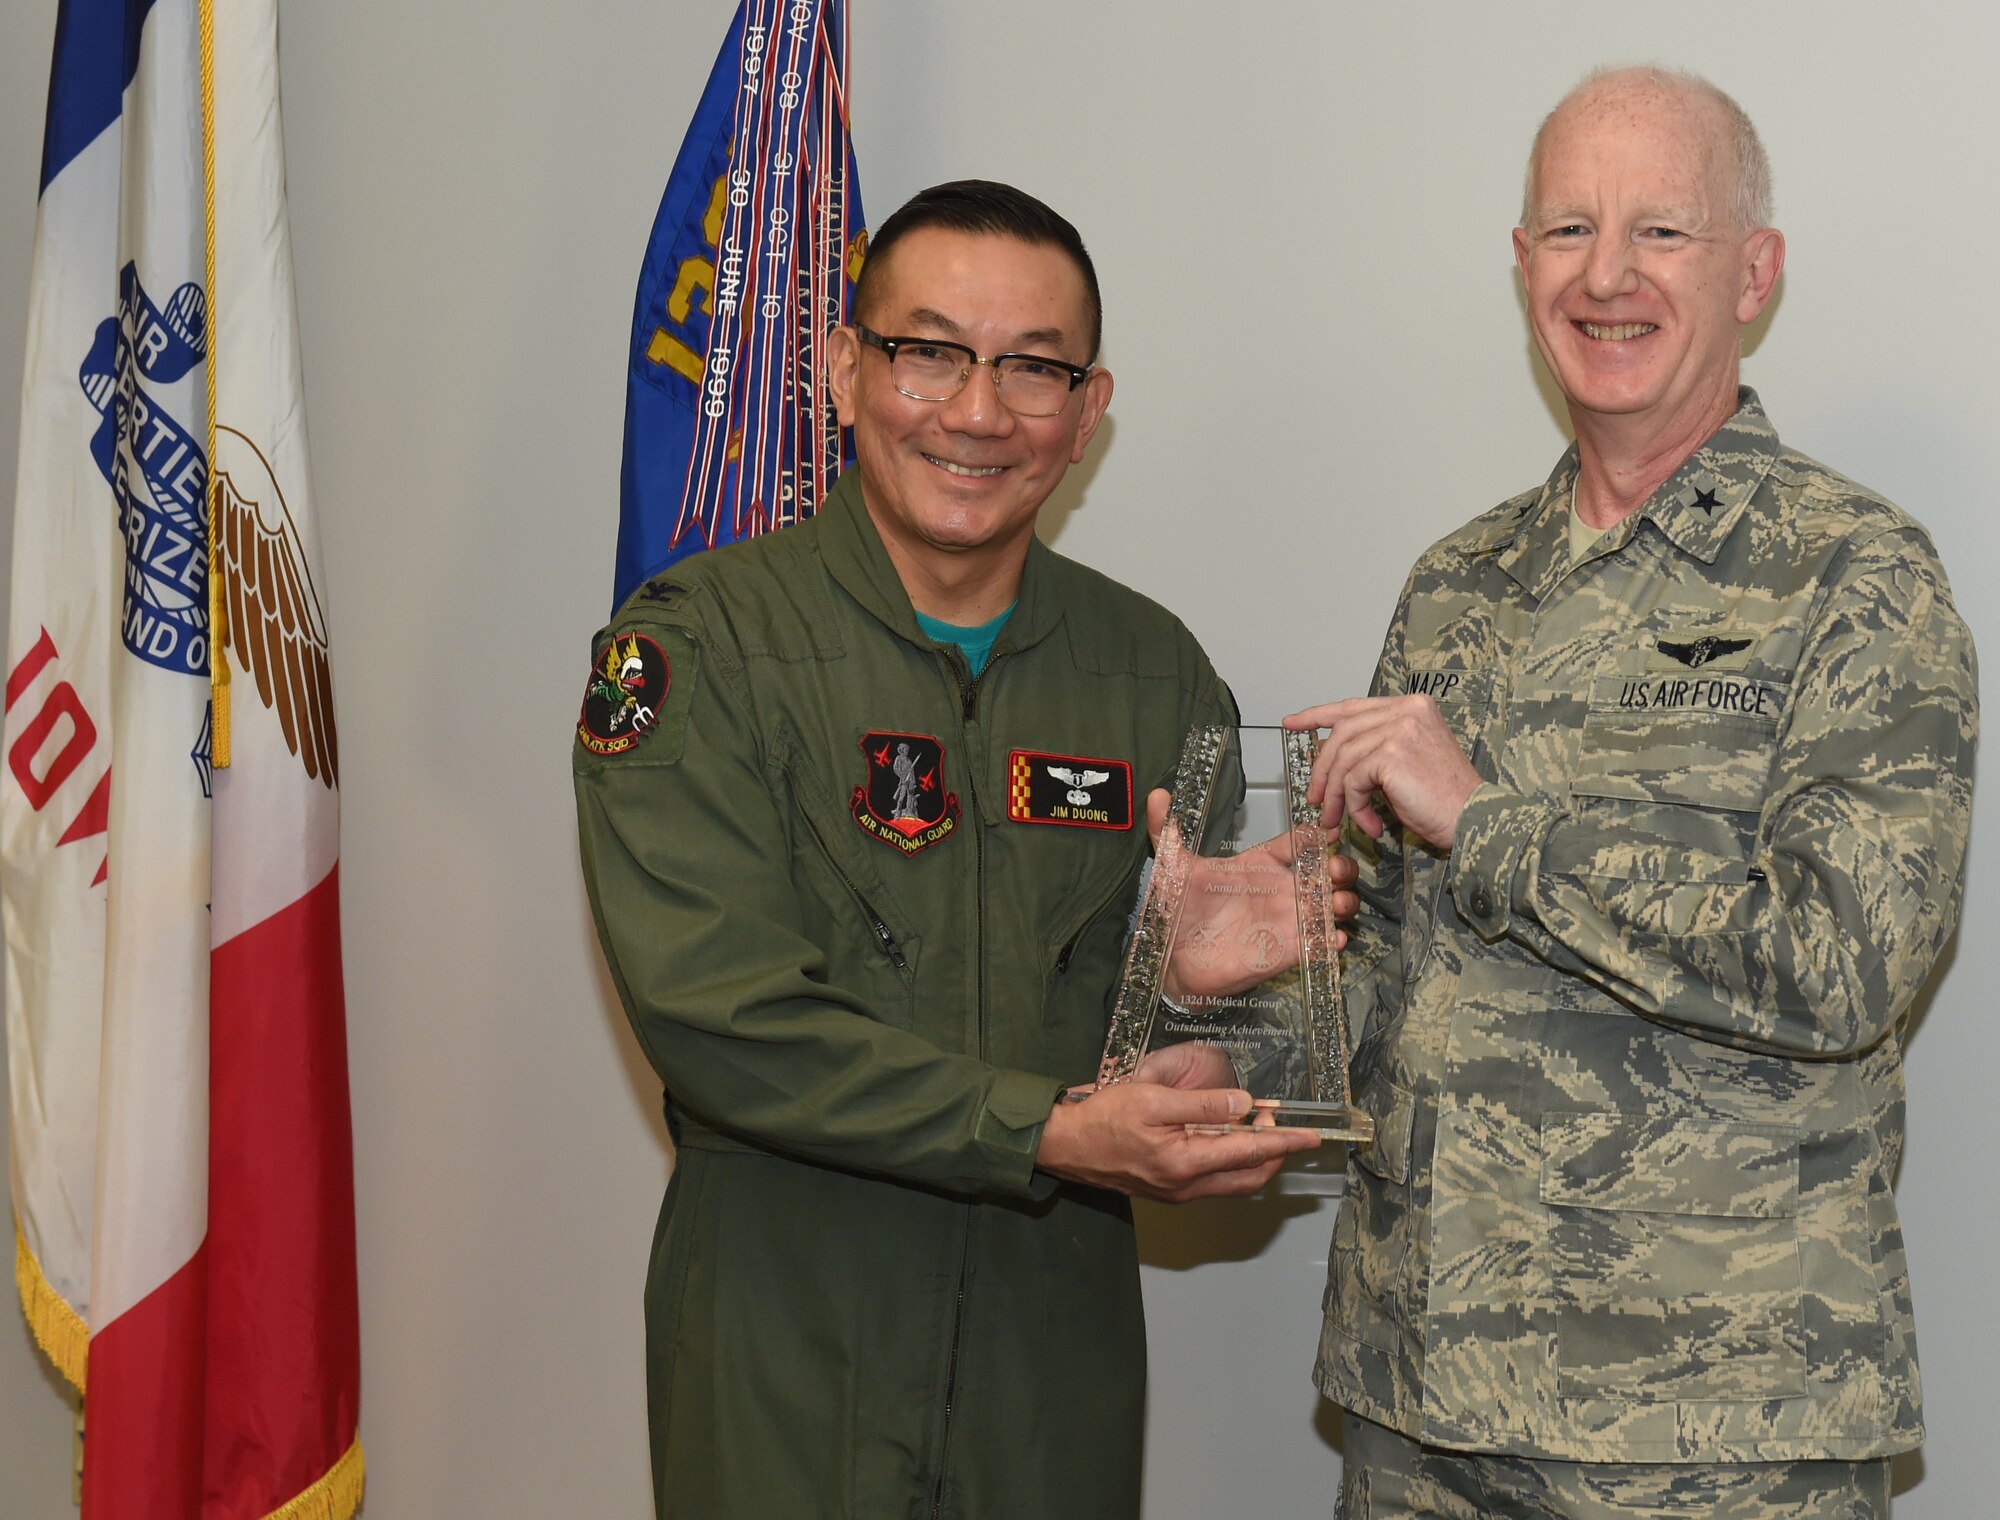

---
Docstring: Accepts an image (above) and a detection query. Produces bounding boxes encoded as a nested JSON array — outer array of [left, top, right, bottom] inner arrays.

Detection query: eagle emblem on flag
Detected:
[[213, 425, 339, 786]]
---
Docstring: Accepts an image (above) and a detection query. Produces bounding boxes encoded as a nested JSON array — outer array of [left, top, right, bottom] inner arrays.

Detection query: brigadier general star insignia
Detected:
[[1691, 486, 1722, 515]]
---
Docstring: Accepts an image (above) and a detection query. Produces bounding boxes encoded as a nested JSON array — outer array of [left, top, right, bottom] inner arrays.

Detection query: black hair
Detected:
[[856, 179, 1103, 362]]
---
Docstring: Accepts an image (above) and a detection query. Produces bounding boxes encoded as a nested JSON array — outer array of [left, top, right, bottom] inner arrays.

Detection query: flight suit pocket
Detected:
[[1542, 1112, 1804, 1402], [780, 754, 920, 1029], [1040, 861, 1141, 1077]]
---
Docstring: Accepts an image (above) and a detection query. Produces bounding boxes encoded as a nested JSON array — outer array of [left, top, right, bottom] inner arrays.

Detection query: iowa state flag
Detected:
[[614, 0, 867, 607], [3, 1, 362, 1515]]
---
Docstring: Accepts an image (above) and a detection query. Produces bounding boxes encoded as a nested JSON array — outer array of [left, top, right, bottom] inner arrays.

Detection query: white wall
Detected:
[[2, 2, 1995, 1515]]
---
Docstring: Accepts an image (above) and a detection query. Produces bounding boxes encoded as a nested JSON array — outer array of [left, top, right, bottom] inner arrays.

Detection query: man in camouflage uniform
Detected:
[[1288, 68, 1978, 1519]]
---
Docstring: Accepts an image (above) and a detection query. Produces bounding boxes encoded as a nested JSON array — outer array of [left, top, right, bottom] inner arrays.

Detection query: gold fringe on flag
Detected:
[[261, 1438, 366, 1520], [198, 0, 231, 769], [14, 1220, 88, 1393]]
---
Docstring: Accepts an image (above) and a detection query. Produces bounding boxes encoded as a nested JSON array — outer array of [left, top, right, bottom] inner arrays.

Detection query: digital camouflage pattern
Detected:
[[1338, 1410, 1890, 1519], [1318, 391, 1978, 1463]]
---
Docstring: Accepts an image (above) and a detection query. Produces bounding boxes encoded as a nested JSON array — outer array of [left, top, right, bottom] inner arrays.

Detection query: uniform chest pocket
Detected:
[[1541, 1112, 1804, 1403], [1402, 665, 1493, 760], [1562, 674, 1788, 884], [779, 755, 921, 1025], [1399, 666, 1494, 962], [1038, 863, 1140, 1079]]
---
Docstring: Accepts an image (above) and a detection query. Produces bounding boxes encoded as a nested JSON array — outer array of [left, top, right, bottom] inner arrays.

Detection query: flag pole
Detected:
[[200, 0, 230, 769]]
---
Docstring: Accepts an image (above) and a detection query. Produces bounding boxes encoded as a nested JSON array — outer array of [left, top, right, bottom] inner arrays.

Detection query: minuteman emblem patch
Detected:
[[577, 631, 670, 757], [1007, 750, 1133, 830], [852, 731, 960, 855]]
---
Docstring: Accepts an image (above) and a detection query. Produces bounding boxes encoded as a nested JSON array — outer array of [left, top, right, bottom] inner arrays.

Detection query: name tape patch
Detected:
[[1007, 750, 1133, 830], [1404, 666, 1485, 702], [1596, 672, 1785, 719]]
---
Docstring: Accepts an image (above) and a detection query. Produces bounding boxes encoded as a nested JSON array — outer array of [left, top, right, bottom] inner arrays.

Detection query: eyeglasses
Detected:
[[854, 325, 1091, 418]]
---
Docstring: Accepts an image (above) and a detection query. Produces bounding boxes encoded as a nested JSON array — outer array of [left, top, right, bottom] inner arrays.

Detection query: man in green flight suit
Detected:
[[1290, 68, 1978, 1520], [575, 181, 1325, 1520]]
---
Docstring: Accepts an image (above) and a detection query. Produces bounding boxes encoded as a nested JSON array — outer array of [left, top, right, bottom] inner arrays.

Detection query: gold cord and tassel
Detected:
[[14, 1223, 88, 1393]]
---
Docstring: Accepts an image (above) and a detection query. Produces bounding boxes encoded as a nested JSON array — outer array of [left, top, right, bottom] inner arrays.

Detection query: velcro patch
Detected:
[[574, 626, 699, 765], [578, 631, 670, 756], [1007, 750, 1133, 830], [852, 731, 960, 855]]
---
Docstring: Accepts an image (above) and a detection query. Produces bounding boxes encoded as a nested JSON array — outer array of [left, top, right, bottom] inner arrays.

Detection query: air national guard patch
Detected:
[[1007, 750, 1133, 830], [852, 732, 960, 855], [578, 631, 671, 757]]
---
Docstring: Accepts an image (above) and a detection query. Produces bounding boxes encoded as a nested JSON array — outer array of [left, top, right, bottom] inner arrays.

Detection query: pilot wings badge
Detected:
[[212, 425, 339, 786], [1657, 634, 1752, 669], [1049, 766, 1111, 806]]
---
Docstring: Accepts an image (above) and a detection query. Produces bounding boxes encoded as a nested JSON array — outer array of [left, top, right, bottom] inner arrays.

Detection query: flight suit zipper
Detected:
[[931, 649, 987, 1520], [793, 803, 910, 974], [1052, 869, 1136, 979], [929, 1213, 972, 1520]]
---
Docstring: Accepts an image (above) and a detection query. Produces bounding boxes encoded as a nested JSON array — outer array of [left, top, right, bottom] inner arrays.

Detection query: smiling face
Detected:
[[826, 226, 1112, 607], [1513, 80, 1783, 459]]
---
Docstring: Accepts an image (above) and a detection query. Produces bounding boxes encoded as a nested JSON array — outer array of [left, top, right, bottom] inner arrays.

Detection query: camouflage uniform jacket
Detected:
[[575, 469, 1234, 1518], [1315, 390, 1977, 1462]]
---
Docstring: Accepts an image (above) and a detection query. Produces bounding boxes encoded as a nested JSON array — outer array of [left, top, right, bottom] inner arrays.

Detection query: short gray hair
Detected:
[[1521, 66, 1773, 232]]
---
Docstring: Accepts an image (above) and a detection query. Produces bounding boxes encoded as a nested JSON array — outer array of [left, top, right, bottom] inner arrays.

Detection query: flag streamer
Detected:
[[613, 0, 867, 607]]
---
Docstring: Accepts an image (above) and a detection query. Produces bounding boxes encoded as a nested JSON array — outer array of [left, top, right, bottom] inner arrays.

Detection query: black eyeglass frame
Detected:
[[853, 324, 1092, 404]]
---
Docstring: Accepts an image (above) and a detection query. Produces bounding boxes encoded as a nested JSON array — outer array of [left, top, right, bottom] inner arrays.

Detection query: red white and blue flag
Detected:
[[613, 0, 867, 606], [4, 0, 362, 1514]]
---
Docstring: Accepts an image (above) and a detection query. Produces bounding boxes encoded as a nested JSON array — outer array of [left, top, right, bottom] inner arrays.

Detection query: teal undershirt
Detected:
[[916, 603, 1016, 678]]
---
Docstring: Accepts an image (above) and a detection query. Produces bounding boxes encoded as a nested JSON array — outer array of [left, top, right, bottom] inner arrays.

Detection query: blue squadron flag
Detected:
[[614, 0, 867, 608]]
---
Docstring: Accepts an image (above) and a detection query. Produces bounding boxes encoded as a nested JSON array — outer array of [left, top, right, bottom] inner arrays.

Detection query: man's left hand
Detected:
[[1133, 1042, 1236, 1090], [1144, 789, 1359, 1001]]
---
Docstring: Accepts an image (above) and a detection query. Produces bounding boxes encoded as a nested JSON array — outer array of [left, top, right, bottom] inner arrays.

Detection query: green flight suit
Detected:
[[1318, 391, 1978, 1465], [575, 470, 1233, 1518]]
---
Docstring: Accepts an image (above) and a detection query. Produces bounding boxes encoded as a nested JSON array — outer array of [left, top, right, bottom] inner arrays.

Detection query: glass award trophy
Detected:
[[1096, 725, 1373, 1143]]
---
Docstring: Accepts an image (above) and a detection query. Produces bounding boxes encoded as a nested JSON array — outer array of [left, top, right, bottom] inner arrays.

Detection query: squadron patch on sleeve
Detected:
[[852, 731, 960, 855], [1007, 750, 1133, 830], [578, 631, 671, 757]]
